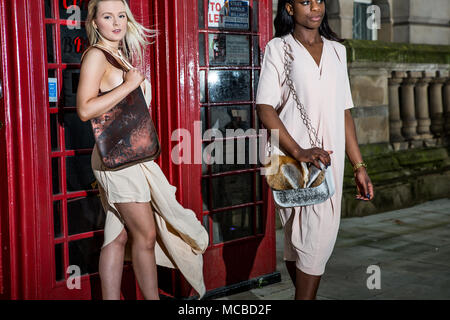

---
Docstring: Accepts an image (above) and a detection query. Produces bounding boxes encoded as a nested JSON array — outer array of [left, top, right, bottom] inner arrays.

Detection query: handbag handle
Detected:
[[92, 43, 133, 71], [281, 37, 322, 149]]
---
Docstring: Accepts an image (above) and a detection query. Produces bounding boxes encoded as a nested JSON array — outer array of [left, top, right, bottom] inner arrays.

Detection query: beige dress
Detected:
[[91, 79, 209, 299], [256, 34, 354, 276]]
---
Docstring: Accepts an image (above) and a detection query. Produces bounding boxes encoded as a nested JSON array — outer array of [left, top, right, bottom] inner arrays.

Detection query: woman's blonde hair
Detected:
[[85, 0, 156, 66]]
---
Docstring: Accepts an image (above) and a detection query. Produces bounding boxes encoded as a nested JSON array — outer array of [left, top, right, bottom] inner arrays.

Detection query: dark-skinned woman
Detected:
[[256, 0, 374, 300]]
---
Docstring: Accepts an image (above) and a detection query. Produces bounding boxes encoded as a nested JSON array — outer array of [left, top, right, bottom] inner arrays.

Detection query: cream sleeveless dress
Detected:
[[88, 47, 209, 299]]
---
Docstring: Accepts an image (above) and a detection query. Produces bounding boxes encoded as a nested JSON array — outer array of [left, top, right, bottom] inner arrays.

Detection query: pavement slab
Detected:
[[215, 198, 450, 300]]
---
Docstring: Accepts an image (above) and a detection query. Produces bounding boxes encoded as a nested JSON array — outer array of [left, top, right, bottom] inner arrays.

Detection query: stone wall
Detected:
[[342, 144, 450, 218], [393, 0, 450, 45], [342, 40, 450, 217]]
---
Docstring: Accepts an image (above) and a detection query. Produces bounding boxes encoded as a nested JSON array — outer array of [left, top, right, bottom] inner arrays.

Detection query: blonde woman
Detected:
[[77, 0, 208, 300]]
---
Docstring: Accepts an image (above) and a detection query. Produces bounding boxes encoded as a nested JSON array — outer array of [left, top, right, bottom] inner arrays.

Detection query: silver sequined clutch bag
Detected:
[[272, 161, 335, 208]]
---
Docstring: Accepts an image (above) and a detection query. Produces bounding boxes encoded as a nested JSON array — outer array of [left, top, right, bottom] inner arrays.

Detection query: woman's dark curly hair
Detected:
[[274, 0, 343, 42]]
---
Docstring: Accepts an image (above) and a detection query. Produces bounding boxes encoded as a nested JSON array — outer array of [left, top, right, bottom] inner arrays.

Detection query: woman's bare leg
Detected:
[[295, 268, 322, 300], [285, 261, 297, 285], [115, 202, 159, 300], [99, 227, 128, 300]]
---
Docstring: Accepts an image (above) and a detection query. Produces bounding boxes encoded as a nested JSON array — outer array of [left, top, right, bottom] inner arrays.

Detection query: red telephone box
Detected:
[[0, 0, 277, 300]]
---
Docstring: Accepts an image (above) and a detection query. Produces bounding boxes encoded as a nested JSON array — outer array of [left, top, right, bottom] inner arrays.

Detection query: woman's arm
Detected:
[[76, 48, 144, 122], [345, 109, 374, 200], [257, 104, 332, 169]]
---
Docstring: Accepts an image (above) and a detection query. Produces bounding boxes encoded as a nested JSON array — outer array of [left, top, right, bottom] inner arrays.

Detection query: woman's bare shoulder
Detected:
[[80, 47, 108, 72], [78, 47, 109, 99]]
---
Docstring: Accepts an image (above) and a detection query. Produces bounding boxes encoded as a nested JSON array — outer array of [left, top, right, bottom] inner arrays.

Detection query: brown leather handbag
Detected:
[[82, 44, 161, 169]]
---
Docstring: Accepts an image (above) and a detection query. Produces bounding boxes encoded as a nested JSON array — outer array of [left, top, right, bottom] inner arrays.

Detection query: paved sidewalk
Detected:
[[216, 198, 450, 300]]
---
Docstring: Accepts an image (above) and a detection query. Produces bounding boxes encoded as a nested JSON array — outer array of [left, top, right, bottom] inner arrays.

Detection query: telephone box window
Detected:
[[200, 0, 263, 246]]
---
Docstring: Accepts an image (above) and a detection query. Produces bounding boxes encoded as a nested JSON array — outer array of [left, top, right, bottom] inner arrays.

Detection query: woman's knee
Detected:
[[133, 231, 157, 251], [112, 228, 128, 247], [115, 202, 156, 250]]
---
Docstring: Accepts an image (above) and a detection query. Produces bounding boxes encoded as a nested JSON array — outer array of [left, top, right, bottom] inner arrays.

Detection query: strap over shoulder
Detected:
[[80, 44, 132, 71]]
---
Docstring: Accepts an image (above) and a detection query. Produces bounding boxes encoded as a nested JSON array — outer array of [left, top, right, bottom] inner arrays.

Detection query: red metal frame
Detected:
[[0, 0, 9, 299], [148, 0, 207, 297], [196, 0, 275, 293], [0, 0, 51, 299]]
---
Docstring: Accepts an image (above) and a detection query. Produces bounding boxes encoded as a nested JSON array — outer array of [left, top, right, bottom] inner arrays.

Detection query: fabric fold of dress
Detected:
[[91, 78, 209, 299]]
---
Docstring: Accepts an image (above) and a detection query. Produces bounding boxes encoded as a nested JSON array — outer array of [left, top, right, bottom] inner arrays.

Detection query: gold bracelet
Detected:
[[353, 162, 367, 172]]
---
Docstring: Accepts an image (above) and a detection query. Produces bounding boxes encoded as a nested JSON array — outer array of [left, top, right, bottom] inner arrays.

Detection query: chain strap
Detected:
[[282, 37, 322, 149]]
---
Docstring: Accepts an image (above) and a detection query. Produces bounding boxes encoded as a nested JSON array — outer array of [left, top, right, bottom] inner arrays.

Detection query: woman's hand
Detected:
[[256, 104, 332, 169], [354, 168, 374, 201], [77, 48, 143, 122], [124, 68, 145, 90], [293, 147, 333, 169]]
